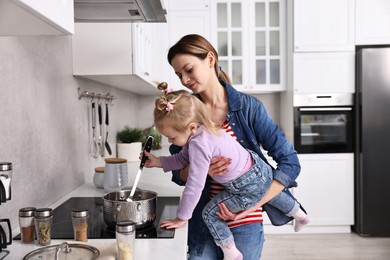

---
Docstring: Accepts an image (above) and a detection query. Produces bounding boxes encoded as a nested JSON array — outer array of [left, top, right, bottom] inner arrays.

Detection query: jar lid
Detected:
[[105, 158, 127, 164], [71, 208, 89, 218], [34, 208, 53, 218], [116, 220, 136, 233], [19, 207, 36, 217], [0, 162, 12, 171], [95, 166, 105, 173]]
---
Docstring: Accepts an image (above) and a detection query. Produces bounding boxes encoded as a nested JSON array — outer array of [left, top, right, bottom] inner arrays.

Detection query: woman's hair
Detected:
[[154, 89, 219, 134], [167, 34, 232, 85]]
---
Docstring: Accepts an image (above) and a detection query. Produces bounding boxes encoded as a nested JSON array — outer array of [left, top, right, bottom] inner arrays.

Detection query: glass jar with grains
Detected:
[[34, 208, 53, 246], [71, 208, 89, 242], [116, 221, 135, 260]]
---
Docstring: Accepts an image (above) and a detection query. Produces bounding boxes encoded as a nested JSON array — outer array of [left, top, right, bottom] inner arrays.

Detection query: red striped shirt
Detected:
[[209, 121, 263, 227]]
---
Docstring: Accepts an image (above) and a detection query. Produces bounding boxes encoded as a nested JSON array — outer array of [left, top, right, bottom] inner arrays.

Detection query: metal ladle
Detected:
[[126, 136, 154, 202]]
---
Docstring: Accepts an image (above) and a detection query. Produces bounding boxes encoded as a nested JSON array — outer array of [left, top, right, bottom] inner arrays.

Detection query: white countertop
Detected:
[[9, 161, 187, 260]]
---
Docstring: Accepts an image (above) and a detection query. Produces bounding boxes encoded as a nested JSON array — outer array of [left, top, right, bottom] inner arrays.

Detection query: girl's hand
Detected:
[[143, 151, 162, 168], [160, 218, 187, 229], [208, 156, 232, 176]]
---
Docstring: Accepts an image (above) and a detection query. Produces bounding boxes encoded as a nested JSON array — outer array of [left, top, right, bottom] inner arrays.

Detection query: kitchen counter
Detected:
[[8, 160, 187, 260]]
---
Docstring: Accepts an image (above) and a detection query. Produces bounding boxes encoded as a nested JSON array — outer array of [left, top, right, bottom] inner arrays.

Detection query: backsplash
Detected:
[[0, 36, 156, 229]]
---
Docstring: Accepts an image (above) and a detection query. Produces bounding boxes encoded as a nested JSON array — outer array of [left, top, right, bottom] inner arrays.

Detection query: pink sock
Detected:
[[294, 215, 310, 232], [221, 242, 243, 260], [293, 208, 310, 232]]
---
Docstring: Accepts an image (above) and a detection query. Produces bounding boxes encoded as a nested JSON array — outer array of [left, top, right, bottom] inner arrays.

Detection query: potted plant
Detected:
[[116, 126, 145, 162], [143, 125, 162, 150]]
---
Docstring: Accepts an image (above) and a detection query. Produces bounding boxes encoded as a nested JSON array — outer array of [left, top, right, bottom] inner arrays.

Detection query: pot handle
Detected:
[[136, 203, 142, 212]]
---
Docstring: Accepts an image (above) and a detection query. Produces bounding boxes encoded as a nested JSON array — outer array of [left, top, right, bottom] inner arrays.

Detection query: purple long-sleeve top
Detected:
[[160, 126, 251, 221]]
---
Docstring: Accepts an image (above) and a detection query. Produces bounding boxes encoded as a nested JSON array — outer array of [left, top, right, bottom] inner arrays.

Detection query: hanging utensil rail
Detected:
[[78, 88, 116, 103]]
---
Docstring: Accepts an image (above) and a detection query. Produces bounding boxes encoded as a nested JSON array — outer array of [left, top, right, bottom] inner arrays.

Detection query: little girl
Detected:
[[144, 88, 309, 260]]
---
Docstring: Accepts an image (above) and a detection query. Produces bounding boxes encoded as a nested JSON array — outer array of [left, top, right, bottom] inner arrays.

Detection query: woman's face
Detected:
[[170, 53, 214, 94]]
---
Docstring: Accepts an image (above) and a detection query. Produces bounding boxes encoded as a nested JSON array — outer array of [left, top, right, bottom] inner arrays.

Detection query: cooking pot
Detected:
[[102, 189, 157, 229]]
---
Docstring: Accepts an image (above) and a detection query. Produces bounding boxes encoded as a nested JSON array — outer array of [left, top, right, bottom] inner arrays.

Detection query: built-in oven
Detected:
[[293, 94, 354, 154]]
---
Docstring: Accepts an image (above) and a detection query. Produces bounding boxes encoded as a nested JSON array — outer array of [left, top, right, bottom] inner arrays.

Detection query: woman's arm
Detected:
[[216, 180, 284, 220]]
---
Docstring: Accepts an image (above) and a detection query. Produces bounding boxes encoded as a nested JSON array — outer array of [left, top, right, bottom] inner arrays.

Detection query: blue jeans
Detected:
[[188, 222, 264, 260], [202, 151, 299, 248]]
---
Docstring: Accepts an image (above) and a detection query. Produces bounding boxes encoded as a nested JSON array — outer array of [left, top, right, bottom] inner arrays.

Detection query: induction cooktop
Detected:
[[14, 196, 179, 240]]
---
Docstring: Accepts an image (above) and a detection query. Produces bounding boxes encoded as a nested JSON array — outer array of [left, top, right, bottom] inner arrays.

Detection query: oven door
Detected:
[[294, 106, 354, 153]]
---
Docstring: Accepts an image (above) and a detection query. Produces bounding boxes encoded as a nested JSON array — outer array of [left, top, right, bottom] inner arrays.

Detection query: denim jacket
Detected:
[[169, 81, 302, 255]]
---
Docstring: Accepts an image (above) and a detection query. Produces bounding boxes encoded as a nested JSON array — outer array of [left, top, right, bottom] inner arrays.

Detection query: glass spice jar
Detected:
[[19, 207, 36, 243], [71, 208, 89, 242], [116, 221, 136, 260], [0, 162, 12, 201], [34, 208, 53, 246]]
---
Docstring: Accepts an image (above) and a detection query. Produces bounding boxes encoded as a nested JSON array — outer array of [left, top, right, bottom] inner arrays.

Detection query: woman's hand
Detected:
[[216, 180, 285, 220], [160, 217, 187, 229], [216, 202, 260, 221], [208, 156, 232, 176], [143, 151, 162, 168]]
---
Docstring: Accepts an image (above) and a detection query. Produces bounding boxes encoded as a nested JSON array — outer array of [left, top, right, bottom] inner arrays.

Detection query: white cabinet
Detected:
[[293, 52, 355, 94], [211, 0, 287, 93], [0, 0, 74, 36], [72, 23, 160, 95], [355, 0, 390, 45], [292, 0, 355, 94], [167, 0, 209, 11], [263, 153, 354, 234], [293, 0, 355, 52], [294, 154, 354, 227], [165, 0, 211, 90]]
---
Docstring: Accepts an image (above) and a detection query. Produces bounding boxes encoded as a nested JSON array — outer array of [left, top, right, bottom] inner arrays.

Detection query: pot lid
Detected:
[[23, 242, 99, 260]]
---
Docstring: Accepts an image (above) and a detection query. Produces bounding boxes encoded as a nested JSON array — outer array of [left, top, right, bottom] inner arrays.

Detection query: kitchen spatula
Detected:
[[105, 103, 112, 155], [127, 136, 154, 202]]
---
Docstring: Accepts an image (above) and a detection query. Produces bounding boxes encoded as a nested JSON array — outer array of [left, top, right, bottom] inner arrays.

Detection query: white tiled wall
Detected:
[[0, 36, 154, 229]]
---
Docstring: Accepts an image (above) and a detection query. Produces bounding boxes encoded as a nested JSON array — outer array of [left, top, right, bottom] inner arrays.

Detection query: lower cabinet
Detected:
[[264, 153, 354, 234]]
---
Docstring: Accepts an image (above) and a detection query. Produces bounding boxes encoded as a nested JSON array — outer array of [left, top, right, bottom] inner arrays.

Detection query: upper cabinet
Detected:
[[72, 23, 160, 95], [165, 0, 211, 90], [291, 0, 355, 94], [0, 0, 74, 36], [293, 52, 355, 94], [355, 0, 390, 45], [293, 0, 355, 52], [211, 0, 287, 93]]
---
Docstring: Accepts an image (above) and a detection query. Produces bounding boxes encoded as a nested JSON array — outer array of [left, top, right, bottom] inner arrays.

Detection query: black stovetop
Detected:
[[14, 196, 179, 240]]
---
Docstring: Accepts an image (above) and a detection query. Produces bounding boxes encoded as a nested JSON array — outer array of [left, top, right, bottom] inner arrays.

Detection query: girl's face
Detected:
[[159, 126, 193, 147], [170, 53, 215, 94]]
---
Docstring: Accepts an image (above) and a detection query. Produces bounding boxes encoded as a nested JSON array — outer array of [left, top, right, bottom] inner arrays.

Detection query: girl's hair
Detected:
[[167, 34, 232, 85], [154, 89, 219, 134]]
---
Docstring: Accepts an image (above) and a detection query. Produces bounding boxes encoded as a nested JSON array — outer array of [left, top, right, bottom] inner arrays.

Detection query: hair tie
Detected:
[[166, 102, 174, 111], [163, 88, 173, 94]]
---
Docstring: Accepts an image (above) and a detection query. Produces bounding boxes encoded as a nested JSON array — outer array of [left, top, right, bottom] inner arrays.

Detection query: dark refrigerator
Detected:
[[354, 47, 390, 237]]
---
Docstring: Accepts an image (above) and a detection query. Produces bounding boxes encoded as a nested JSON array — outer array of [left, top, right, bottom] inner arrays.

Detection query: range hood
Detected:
[[74, 0, 167, 23]]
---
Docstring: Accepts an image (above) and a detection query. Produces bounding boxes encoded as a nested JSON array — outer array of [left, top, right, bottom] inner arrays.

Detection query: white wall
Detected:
[[0, 35, 156, 229]]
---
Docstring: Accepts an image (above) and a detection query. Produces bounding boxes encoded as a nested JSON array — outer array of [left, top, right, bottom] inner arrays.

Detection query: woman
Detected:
[[166, 34, 302, 260]]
